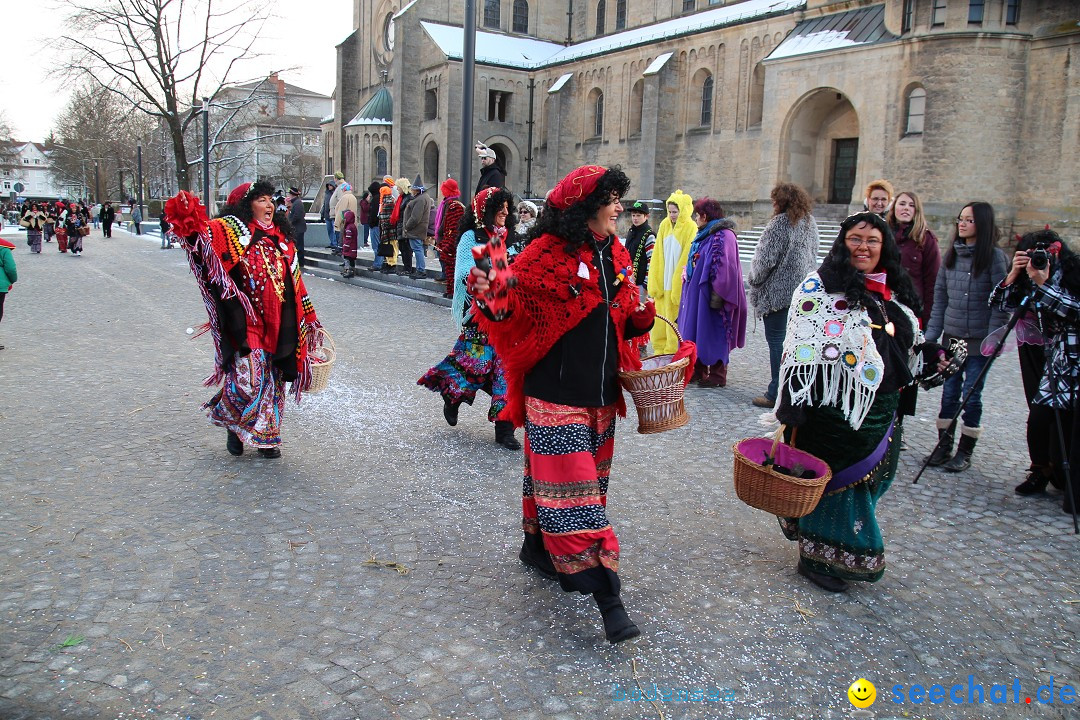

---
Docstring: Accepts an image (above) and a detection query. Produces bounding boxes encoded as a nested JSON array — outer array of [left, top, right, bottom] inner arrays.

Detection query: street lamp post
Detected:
[[202, 97, 210, 209], [94, 161, 101, 204], [136, 144, 144, 218]]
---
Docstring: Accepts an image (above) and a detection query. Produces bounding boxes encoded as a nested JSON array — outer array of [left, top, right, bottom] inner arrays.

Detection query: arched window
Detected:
[[589, 89, 605, 138], [595, 0, 605, 35], [512, 0, 529, 33], [629, 79, 644, 135], [700, 73, 714, 127], [484, 0, 500, 29], [748, 63, 764, 127], [905, 87, 926, 135], [615, 0, 626, 30], [423, 143, 440, 186], [375, 146, 388, 177]]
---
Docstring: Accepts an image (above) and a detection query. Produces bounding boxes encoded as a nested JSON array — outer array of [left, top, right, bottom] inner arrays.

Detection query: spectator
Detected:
[[474, 142, 505, 194], [402, 175, 433, 279], [287, 187, 307, 268]]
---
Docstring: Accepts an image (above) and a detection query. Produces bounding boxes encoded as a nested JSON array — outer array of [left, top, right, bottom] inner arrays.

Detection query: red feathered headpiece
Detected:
[[163, 191, 209, 239], [547, 165, 605, 210]]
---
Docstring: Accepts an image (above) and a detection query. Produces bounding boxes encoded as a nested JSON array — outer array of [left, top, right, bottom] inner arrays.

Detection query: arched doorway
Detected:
[[779, 88, 859, 205], [489, 143, 511, 183]]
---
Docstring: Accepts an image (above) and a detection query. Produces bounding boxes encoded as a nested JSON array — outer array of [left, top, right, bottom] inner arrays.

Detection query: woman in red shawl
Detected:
[[165, 180, 322, 459], [434, 178, 465, 298], [470, 165, 655, 644]]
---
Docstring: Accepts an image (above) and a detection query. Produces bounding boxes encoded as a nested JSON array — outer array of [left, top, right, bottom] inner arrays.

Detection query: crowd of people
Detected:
[[149, 155, 1076, 643]]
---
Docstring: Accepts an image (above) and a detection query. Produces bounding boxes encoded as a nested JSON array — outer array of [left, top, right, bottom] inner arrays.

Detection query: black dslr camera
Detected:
[[1029, 246, 1051, 270]]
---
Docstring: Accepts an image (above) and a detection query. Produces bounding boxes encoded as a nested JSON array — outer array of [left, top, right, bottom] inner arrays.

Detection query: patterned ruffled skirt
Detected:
[[521, 398, 621, 595], [206, 350, 285, 448], [417, 325, 507, 421], [778, 393, 900, 582]]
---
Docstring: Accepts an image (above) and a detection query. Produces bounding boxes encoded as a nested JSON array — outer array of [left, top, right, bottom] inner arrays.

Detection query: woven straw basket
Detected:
[[306, 327, 336, 394], [618, 315, 691, 434], [732, 426, 831, 517]]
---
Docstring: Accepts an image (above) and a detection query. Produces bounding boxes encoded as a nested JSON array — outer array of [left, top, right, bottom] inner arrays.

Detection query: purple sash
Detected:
[[822, 417, 896, 493]]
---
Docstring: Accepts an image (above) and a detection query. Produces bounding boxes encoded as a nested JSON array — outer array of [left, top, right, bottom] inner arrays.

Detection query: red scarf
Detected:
[[864, 271, 892, 300], [476, 232, 640, 427]]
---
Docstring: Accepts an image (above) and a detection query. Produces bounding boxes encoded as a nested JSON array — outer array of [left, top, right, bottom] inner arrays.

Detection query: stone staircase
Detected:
[[302, 245, 452, 307], [736, 220, 842, 268]]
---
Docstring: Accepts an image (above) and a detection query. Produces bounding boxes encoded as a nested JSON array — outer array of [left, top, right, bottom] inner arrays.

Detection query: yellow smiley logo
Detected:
[[847, 678, 876, 708]]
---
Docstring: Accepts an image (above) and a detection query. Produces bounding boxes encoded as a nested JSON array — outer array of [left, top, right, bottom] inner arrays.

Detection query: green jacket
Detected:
[[0, 245, 16, 292]]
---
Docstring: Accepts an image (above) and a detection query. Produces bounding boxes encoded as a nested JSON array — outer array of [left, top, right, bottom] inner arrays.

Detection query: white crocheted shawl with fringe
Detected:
[[779, 272, 923, 431]]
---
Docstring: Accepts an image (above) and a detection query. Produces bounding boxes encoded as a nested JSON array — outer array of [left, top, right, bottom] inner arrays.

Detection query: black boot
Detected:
[[926, 424, 954, 467], [494, 420, 521, 450], [442, 396, 460, 427], [594, 593, 640, 643], [1015, 468, 1052, 495], [226, 430, 243, 456], [798, 561, 849, 592], [257, 447, 282, 459], [518, 542, 558, 580], [944, 430, 978, 473]]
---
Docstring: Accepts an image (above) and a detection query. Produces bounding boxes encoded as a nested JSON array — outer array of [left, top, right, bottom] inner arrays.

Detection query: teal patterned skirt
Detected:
[[778, 392, 900, 582]]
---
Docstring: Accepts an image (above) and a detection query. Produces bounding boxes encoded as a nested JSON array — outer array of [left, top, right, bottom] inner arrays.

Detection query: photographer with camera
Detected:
[[992, 229, 1080, 516]]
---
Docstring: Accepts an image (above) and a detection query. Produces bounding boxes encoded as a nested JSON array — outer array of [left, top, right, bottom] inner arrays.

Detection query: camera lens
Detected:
[[1030, 249, 1049, 270]]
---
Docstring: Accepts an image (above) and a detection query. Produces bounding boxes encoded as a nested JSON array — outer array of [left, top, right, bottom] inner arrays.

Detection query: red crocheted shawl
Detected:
[[476, 232, 641, 427]]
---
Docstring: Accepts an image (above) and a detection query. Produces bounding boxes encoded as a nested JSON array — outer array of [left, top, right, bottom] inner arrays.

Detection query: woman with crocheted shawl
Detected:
[[417, 187, 520, 450], [775, 212, 952, 592], [165, 181, 322, 459], [470, 165, 656, 644], [646, 189, 696, 354]]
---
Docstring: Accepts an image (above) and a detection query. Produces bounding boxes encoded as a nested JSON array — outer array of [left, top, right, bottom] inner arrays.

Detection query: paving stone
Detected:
[[0, 230, 1075, 719]]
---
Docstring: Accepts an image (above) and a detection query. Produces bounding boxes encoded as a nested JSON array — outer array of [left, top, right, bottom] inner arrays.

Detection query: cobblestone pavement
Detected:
[[1, 229, 1077, 720]]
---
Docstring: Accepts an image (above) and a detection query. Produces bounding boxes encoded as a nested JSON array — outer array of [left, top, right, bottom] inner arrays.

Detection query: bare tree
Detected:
[[0, 112, 18, 167], [58, 0, 276, 194]]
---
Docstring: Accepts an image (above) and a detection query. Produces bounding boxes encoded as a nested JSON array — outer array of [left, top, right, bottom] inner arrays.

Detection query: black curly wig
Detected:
[[818, 211, 922, 317], [456, 188, 517, 241], [218, 180, 293, 238], [1014, 228, 1080, 299], [529, 166, 632, 251]]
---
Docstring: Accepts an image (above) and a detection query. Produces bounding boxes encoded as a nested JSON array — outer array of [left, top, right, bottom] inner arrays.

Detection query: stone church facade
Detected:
[[324, 0, 1079, 238]]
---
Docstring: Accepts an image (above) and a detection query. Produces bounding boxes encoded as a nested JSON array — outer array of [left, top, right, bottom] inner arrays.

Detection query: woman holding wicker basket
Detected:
[[469, 165, 655, 644], [164, 181, 323, 459], [774, 212, 957, 593]]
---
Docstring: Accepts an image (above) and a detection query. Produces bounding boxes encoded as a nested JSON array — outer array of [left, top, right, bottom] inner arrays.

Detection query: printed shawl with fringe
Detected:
[[475, 232, 641, 427], [779, 272, 922, 431], [173, 211, 322, 402]]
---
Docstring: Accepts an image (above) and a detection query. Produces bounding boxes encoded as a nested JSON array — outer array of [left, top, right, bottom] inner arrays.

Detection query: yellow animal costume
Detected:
[[646, 190, 696, 354]]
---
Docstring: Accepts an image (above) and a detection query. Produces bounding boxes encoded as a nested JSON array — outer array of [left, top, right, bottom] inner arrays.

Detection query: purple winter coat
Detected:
[[677, 219, 748, 366]]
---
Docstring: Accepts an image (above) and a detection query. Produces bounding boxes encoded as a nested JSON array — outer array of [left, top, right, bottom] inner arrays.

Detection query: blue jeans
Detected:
[[408, 237, 426, 273], [762, 307, 789, 402], [362, 224, 370, 248], [370, 226, 384, 269], [325, 219, 338, 248], [939, 351, 991, 428]]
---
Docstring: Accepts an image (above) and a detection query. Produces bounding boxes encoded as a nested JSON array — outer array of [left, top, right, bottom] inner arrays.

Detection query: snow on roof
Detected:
[[643, 52, 674, 76], [548, 73, 573, 93], [346, 87, 393, 127], [392, 0, 419, 20], [421, 22, 565, 68], [320, 114, 334, 124], [769, 4, 897, 60], [420, 0, 802, 69]]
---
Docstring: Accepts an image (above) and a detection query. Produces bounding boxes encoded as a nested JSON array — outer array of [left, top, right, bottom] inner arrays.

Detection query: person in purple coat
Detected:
[[677, 197, 747, 387]]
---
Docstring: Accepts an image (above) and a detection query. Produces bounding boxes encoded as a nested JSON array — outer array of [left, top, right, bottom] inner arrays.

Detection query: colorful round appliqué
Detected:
[[801, 277, 821, 293], [822, 343, 841, 361], [798, 298, 820, 316], [842, 351, 859, 368], [861, 364, 880, 384], [824, 320, 844, 337], [833, 298, 849, 312], [795, 345, 816, 362]]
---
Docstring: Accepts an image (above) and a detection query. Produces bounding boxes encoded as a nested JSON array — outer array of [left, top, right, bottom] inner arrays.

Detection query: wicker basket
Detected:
[[618, 315, 691, 434], [732, 426, 831, 517], [306, 327, 336, 394]]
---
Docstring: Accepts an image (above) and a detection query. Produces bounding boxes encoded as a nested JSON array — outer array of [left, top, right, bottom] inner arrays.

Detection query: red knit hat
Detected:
[[226, 182, 251, 208], [440, 178, 460, 198], [547, 165, 605, 210]]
